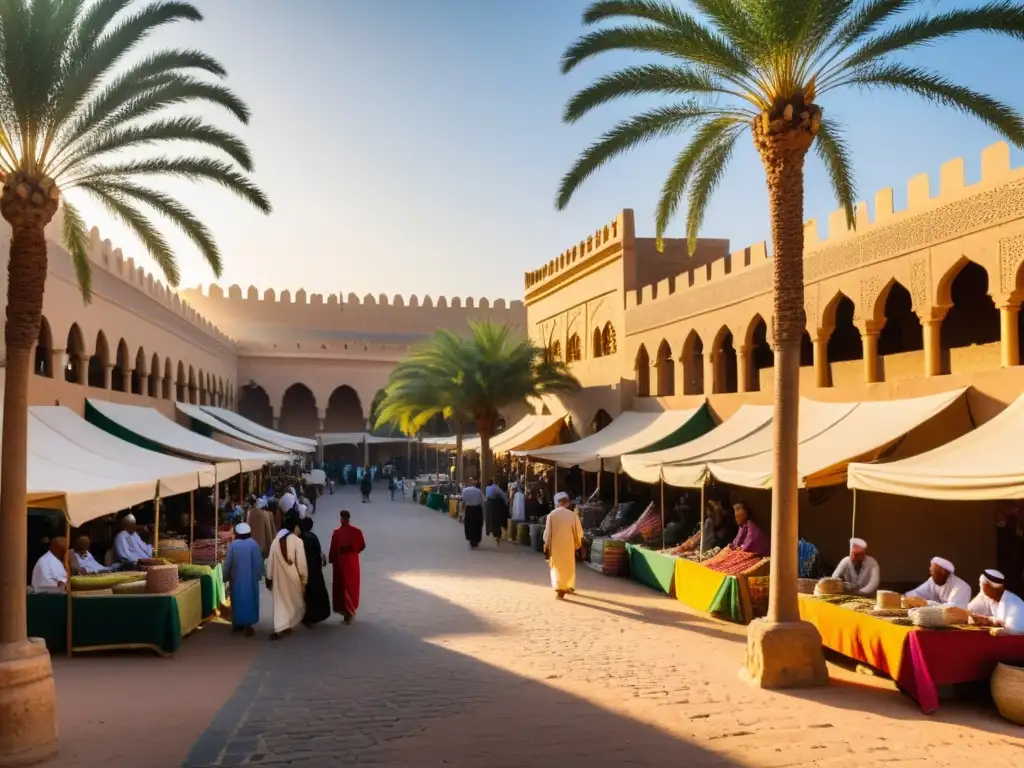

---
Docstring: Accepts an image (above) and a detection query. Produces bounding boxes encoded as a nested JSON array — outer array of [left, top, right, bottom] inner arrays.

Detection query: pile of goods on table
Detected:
[[582, 501, 641, 560], [156, 535, 190, 564], [191, 530, 232, 563], [587, 537, 627, 576], [577, 499, 611, 531], [610, 502, 661, 545], [702, 548, 769, 576], [808, 583, 973, 629]]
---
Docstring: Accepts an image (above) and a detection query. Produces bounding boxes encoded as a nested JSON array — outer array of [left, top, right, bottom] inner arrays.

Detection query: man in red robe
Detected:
[[329, 509, 366, 624]]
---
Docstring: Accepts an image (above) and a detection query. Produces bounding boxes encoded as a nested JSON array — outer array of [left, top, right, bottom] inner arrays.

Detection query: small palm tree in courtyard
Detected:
[[377, 322, 581, 484], [556, 0, 1024, 686], [0, 2, 268, 755]]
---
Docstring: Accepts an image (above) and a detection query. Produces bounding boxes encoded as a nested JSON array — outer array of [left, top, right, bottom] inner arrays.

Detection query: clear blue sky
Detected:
[[73, 0, 1024, 304]]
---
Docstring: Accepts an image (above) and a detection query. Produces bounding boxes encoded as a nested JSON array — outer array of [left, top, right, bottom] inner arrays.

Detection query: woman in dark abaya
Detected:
[[485, 480, 509, 547], [298, 517, 331, 626]]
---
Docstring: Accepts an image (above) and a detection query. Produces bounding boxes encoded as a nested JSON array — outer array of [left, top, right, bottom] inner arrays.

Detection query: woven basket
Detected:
[[909, 604, 969, 628], [112, 581, 149, 595], [876, 590, 902, 610], [814, 577, 845, 596], [797, 578, 818, 595], [992, 662, 1024, 725], [145, 564, 179, 594]]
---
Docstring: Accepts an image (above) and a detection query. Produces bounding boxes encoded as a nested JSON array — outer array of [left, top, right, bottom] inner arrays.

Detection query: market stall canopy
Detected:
[[422, 434, 478, 449], [200, 405, 316, 453], [660, 399, 860, 488], [487, 413, 566, 454], [516, 404, 714, 473], [318, 432, 411, 446], [620, 404, 774, 484], [847, 391, 1024, 500], [176, 402, 289, 453], [698, 389, 966, 490], [2, 404, 208, 526], [86, 400, 287, 476]]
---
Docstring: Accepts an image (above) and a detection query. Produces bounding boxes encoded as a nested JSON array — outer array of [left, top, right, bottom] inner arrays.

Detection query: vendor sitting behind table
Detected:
[[727, 501, 770, 557], [831, 538, 880, 596], [31, 536, 68, 592], [70, 535, 116, 574], [905, 556, 970, 608], [677, 499, 732, 554], [968, 569, 1024, 634], [113, 513, 153, 565]]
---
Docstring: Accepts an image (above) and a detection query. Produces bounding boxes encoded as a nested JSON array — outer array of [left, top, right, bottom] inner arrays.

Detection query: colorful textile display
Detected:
[[610, 503, 661, 543], [587, 538, 627, 576], [702, 548, 770, 577], [799, 595, 1024, 713], [626, 545, 676, 595]]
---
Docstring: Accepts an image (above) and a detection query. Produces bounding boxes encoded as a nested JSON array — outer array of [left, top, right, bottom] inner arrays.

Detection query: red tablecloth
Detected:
[[898, 628, 1024, 714]]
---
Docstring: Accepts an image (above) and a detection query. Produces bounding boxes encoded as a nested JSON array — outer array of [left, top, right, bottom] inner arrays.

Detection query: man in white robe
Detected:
[[905, 556, 970, 609], [510, 482, 527, 523], [831, 538, 880, 596], [969, 569, 1024, 634], [543, 492, 583, 600], [31, 537, 68, 592], [70, 535, 115, 574], [266, 524, 308, 639], [113, 514, 153, 564]]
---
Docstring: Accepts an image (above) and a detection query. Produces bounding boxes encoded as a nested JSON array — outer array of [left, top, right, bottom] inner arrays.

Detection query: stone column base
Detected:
[[741, 618, 829, 689], [0, 639, 59, 767]]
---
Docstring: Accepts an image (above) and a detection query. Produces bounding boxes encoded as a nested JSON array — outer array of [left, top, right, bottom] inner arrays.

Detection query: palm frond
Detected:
[[834, 63, 1024, 146], [60, 197, 92, 301], [687, 0, 765, 57], [556, 103, 731, 210], [684, 126, 741, 253], [79, 179, 179, 285], [814, 117, 857, 229], [654, 115, 739, 250], [564, 64, 744, 123]]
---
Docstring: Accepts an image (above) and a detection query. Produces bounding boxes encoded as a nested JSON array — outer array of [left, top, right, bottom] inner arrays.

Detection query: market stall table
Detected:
[[798, 595, 1024, 713], [27, 579, 203, 656], [626, 545, 677, 595]]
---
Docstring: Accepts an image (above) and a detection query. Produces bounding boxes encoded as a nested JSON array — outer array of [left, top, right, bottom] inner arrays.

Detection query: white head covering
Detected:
[[235, 522, 251, 535], [553, 491, 570, 505], [931, 556, 955, 574], [123, 514, 136, 524], [980, 569, 1006, 588], [850, 538, 867, 551], [257, 498, 267, 509], [298, 504, 308, 519]]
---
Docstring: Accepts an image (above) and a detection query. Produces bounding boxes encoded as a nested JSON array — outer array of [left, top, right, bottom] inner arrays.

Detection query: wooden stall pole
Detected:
[[850, 488, 858, 539], [698, 484, 706, 563], [613, 470, 619, 507], [153, 494, 161, 556], [63, 514, 72, 658], [189, 490, 195, 564], [238, 471, 243, 505], [213, 482, 220, 563], [597, 460, 603, 502], [660, 476, 665, 550]]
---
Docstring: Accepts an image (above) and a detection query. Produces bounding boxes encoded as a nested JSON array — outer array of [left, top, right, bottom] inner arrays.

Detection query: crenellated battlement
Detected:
[[185, 283, 522, 311], [524, 211, 630, 291]]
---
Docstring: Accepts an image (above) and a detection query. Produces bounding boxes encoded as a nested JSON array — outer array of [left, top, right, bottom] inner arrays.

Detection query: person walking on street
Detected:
[[266, 513, 308, 640], [246, 497, 275, 560], [485, 478, 509, 547], [360, 466, 373, 503], [544, 492, 584, 600], [388, 475, 397, 500], [223, 522, 263, 636], [298, 517, 330, 626], [329, 510, 366, 624], [461, 479, 485, 549]]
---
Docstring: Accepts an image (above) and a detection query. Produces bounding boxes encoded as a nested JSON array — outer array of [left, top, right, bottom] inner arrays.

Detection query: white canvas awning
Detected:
[[200, 405, 316, 453], [489, 414, 566, 454], [620, 404, 773, 484], [517, 408, 704, 473], [1, 405, 210, 526], [317, 432, 410, 447], [177, 402, 289, 453], [848, 392, 1024, 500], [704, 389, 966, 489], [87, 400, 287, 475]]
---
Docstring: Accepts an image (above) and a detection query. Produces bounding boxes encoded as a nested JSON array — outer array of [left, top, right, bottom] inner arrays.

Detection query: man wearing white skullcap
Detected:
[[543, 491, 583, 599], [905, 556, 971, 609], [223, 522, 263, 636], [968, 569, 1024, 634], [831, 538, 880, 596], [113, 512, 153, 565], [279, 487, 297, 515]]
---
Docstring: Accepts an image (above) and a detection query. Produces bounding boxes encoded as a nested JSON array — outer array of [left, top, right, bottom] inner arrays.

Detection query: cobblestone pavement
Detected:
[[183, 487, 1024, 767]]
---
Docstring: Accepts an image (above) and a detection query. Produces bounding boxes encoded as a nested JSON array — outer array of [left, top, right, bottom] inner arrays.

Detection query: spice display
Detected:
[[703, 548, 767, 575]]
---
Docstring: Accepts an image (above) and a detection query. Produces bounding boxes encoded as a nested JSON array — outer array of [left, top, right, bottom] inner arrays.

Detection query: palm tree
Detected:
[[377, 322, 581, 485], [556, 0, 1024, 687], [0, 1, 268, 752]]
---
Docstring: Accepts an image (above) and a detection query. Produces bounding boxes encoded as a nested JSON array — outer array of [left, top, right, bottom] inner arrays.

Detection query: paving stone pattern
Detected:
[[183, 487, 1024, 767]]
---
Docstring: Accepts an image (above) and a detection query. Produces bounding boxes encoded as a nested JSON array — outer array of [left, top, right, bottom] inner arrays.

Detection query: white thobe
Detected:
[[511, 491, 527, 522], [906, 573, 971, 609], [113, 530, 153, 563], [543, 506, 583, 592], [32, 551, 68, 590], [265, 533, 308, 633], [993, 590, 1024, 634], [71, 550, 114, 574], [831, 555, 881, 596], [968, 592, 998, 617]]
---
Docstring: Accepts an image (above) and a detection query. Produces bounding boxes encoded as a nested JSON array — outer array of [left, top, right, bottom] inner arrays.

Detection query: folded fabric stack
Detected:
[[191, 538, 228, 562]]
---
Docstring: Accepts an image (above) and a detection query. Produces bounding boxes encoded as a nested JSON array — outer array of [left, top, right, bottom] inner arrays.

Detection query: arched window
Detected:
[[878, 281, 923, 357], [681, 330, 704, 395], [566, 333, 582, 363], [601, 322, 617, 355], [635, 345, 651, 397], [942, 261, 999, 354], [712, 327, 738, 394], [88, 331, 109, 388], [655, 340, 674, 396], [591, 409, 613, 433], [238, 384, 273, 427], [550, 340, 562, 361], [35, 316, 52, 377], [592, 328, 603, 358], [132, 347, 147, 395], [325, 386, 364, 432], [825, 294, 863, 363], [112, 339, 129, 393], [65, 324, 85, 383], [746, 315, 774, 392], [279, 383, 318, 437]]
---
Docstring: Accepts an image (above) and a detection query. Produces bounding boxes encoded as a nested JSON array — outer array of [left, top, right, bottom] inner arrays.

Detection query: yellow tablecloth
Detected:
[[798, 595, 911, 678], [172, 580, 203, 636], [674, 557, 728, 614]]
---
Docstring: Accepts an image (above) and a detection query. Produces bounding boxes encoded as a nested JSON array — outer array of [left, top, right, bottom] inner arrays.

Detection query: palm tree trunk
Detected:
[[455, 419, 464, 485], [475, 413, 496, 485], [0, 205, 53, 645]]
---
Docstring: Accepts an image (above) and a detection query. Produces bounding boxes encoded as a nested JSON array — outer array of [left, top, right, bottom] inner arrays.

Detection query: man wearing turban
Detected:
[[905, 556, 970, 609]]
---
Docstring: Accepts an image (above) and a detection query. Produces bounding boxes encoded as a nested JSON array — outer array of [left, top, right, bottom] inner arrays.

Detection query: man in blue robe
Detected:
[[223, 522, 263, 636]]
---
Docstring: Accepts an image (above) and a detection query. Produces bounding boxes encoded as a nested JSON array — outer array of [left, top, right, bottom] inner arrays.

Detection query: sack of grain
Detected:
[[909, 604, 969, 628], [814, 577, 845, 596]]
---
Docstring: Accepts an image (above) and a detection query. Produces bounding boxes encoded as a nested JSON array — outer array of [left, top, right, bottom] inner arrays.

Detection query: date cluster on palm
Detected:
[[0, 172, 60, 226], [754, 99, 823, 157]]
